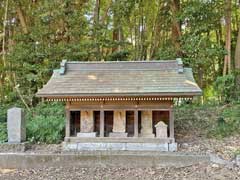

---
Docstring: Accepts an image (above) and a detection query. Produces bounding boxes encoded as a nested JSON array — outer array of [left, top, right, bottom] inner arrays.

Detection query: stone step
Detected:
[[0, 151, 210, 169]]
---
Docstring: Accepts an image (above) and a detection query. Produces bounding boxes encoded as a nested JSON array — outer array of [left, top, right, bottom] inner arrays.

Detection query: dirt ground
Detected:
[[0, 133, 239, 180], [177, 134, 240, 160], [0, 162, 239, 180]]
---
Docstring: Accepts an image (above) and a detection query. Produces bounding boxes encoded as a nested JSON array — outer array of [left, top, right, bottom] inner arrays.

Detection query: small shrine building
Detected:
[[36, 59, 202, 151]]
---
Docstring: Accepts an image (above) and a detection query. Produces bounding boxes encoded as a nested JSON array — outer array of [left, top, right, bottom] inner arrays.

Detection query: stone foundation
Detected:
[[63, 142, 177, 152], [77, 132, 97, 138], [109, 132, 128, 137]]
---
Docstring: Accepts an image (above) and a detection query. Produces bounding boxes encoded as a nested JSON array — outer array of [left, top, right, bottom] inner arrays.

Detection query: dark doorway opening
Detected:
[[94, 111, 100, 136], [126, 111, 134, 137], [70, 111, 80, 136], [152, 111, 169, 137], [104, 111, 113, 137], [138, 111, 142, 134]]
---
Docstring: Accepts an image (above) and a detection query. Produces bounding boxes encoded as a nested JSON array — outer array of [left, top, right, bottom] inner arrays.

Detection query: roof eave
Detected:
[[36, 91, 202, 98]]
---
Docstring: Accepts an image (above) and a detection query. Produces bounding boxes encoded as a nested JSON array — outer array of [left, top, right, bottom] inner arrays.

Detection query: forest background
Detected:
[[0, 0, 239, 143]]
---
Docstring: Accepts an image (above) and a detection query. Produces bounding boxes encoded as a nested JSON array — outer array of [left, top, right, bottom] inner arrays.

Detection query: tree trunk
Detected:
[[235, 25, 240, 70], [0, 0, 9, 101], [16, 2, 28, 34], [93, 0, 101, 61], [2, 0, 9, 67], [170, 0, 181, 56], [223, 0, 231, 75]]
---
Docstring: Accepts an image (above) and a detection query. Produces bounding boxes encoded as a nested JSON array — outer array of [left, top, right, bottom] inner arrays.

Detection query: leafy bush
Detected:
[[107, 50, 130, 61], [175, 104, 218, 137], [208, 103, 240, 138], [26, 102, 65, 144], [214, 75, 236, 103], [0, 122, 7, 143]]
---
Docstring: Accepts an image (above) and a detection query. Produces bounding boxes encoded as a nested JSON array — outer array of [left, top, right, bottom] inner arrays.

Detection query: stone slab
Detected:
[[141, 111, 155, 137], [168, 143, 178, 152], [77, 132, 97, 138], [0, 152, 211, 169], [113, 110, 126, 133], [80, 110, 94, 133], [109, 132, 128, 138], [236, 155, 240, 167], [155, 121, 168, 138], [7, 107, 26, 143], [139, 133, 155, 138]]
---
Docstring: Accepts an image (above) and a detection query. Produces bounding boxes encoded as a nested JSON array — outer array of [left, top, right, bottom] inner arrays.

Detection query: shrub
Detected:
[[208, 103, 240, 138], [26, 102, 65, 144], [0, 104, 10, 143], [0, 122, 7, 143], [214, 75, 236, 103]]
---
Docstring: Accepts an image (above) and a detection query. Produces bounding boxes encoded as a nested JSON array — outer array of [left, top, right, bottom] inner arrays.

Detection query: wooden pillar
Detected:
[[100, 110, 104, 137], [65, 105, 70, 138], [134, 110, 138, 137], [169, 108, 174, 139]]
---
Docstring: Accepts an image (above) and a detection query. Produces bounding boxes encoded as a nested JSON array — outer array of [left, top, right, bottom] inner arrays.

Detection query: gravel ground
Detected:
[[22, 134, 240, 160], [0, 163, 239, 180], [177, 135, 240, 160]]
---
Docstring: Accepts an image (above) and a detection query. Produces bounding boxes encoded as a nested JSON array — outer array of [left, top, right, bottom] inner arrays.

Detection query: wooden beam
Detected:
[[67, 104, 172, 111], [134, 110, 138, 137], [100, 110, 104, 137], [65, 108, 70, 138]]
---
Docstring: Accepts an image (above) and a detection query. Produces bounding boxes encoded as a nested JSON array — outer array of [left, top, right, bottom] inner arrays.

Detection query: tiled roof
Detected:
[[36, 59, 202, 98]]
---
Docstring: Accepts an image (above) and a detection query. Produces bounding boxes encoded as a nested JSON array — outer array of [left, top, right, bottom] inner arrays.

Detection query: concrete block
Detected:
[[76, 143, 127, 151], [236, 155, 240, 167], [7, 107, 26, 143], [63, 142, 170, 152], [168, 143, 178, 152], [62, 142, 78, 151], [126, 143, 168, 151], [77, 132, 97, 137]]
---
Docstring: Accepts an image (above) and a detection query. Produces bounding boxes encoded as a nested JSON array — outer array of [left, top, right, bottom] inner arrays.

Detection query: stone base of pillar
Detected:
[[140, 133, 155, 138], [109, 132, 128, 137], [77, 132, 97, 138]]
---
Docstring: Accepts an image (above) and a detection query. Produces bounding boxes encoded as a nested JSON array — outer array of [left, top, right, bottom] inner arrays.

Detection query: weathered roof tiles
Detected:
[[36, 59, 202, 98]]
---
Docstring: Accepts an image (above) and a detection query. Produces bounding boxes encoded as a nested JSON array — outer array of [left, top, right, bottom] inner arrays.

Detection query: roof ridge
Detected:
[[66, 60, 177, 64]]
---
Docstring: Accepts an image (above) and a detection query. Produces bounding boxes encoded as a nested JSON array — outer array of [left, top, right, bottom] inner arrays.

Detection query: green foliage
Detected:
[[107, 50, 130, 61], [208, 103, 240, 138], [0, 105, 7, 123], [214, 75, 236, 103], [26, 102, 65, 144], [0, 122, 7, 143], [175, 104, 218, 136]]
